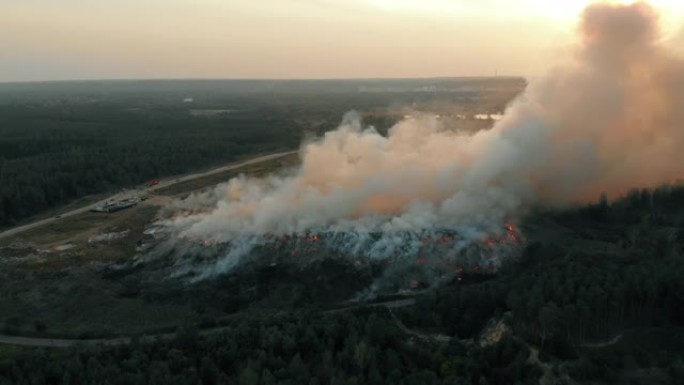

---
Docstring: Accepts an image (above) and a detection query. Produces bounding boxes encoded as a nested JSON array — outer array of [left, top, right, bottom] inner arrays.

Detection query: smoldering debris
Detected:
[[142, 3, 684, 291]]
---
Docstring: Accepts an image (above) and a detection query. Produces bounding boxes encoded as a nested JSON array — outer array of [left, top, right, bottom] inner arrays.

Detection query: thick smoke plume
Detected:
[[149, 2, 684, 282]]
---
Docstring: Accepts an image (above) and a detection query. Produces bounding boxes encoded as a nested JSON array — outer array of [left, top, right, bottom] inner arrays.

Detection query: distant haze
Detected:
[[149, 2, 684, 281], [3, 0, 684, 82]]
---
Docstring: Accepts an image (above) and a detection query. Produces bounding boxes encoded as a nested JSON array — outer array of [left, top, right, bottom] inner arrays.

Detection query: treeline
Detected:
[[397, 185, 684, 383], [3, 188, 684, 383], [0, 78, 526, 228], [0, 311, 539, 385], [0, 102, 300, 227]]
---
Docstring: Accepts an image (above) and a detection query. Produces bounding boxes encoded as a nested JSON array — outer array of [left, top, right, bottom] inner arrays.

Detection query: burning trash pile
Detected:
[[139, 3, 684, 293], [139, 219, 525, 288]]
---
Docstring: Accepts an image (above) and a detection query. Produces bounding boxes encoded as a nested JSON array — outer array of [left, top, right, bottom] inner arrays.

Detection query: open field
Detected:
[[0, 78, 548, 341], [0, 148, 312, 338], [0, 146, 374, 340], [0, 151, 297, 243], [153, 152, 299, 197]]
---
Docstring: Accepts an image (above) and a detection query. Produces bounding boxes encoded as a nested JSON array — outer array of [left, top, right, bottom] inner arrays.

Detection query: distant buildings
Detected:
[[358, 85, 438, 93], [91, 196, 140, 213]]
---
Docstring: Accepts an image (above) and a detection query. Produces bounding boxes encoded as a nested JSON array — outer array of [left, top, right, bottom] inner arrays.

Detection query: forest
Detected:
[[0, 100, 299, 226], [0, 311, 539, 385], [2, 185, 684, 384], [12, 78, 681, 384], [0, 78, 523, 228]]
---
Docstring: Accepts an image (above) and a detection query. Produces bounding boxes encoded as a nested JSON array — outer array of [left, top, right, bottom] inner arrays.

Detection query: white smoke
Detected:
[[165, 111, 533, 239], [149, 2, 684, 282]]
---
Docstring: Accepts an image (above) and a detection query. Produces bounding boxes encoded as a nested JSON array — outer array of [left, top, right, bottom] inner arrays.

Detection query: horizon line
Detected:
[[0, 75, 529, 86]]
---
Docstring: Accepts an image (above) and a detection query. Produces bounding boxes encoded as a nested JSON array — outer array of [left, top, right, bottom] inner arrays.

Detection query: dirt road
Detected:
[[323, 298, 416, 314], [388, 307, 452, 343], [578, 334, 623, 348], [0, 151, 296, 242], [0, 298, 417, 348], [0, 325, 240, 348]]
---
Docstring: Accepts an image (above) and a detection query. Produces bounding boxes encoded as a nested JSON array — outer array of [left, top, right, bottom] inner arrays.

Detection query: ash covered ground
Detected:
[[126, 0, 684, 303], [132, 218, 525, 299]]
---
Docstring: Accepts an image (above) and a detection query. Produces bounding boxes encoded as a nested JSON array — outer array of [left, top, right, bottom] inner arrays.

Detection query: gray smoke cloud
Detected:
[[148, 2, 684, 283]]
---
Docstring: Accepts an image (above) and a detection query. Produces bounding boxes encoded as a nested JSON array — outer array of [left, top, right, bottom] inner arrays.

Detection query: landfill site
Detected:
[[90, 193, 148, 213]]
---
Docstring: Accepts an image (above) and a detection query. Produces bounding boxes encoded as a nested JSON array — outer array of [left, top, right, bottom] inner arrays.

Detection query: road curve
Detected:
[[0, 325, 237, 348], [0, 299, 417, 348], [0, 150, 297, 241]]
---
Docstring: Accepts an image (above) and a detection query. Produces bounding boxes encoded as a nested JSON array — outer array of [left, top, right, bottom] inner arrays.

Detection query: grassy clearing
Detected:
[[0, 153, 303, 338], [3, 213, 107, 247], [0, 205, 160, 274], [0, 345, 23, 362], [155, 154, 298, 196], [0, 192, 112, 234], [0, 273, 198, 338], [6, 203, 155, 245]]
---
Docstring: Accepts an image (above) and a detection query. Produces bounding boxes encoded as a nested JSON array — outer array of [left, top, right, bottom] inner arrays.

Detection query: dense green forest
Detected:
[[0, 101, 300, 227], [14, 78, 680, 384], [396, 186, 684, 383], [0, 78, 524, 228], [2, 186, 684, 384], [0, 312, 539, 385]]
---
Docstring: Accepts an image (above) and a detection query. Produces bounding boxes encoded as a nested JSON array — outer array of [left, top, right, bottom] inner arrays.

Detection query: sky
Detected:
[[2, 0, 684, 82]]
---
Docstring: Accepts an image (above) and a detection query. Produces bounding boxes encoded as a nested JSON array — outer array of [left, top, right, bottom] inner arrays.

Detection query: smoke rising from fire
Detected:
[[152, 2, 684, 280]]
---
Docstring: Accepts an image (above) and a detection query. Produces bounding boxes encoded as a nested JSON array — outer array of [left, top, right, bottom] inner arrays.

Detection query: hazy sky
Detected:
[[2, 0, 683, 82]]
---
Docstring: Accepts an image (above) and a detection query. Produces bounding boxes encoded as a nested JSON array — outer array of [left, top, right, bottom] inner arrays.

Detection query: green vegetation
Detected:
[[0, 101, 299, 227], [153, 155, 298, 197], [0, 311, 540, 385], [2, 185, 684, 384], [395, 185, 684, 383], [17, 78, 683, 383], [0, 78, 523, 227]]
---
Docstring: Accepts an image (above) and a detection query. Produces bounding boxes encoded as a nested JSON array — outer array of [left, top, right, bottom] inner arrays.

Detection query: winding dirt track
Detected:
[[0, 299, 417, 347], [0, 325, 242, 348], [0, 150, 297, 242], [0, 150, 420, 348]]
